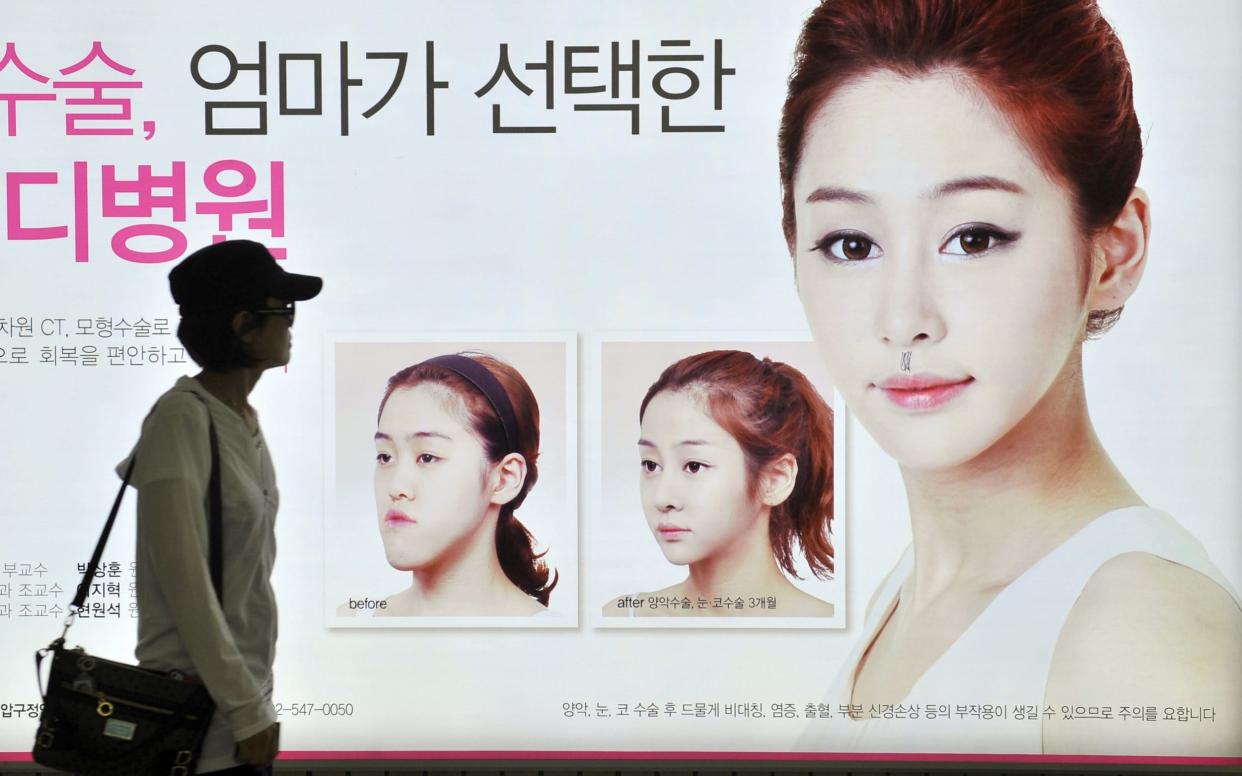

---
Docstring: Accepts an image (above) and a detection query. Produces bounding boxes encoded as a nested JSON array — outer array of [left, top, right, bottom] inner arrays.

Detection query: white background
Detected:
[[1, 0, 1239, 757]]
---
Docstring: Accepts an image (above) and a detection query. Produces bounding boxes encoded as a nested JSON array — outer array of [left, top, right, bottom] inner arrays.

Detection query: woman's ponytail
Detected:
[[768, 361, 834, 579]]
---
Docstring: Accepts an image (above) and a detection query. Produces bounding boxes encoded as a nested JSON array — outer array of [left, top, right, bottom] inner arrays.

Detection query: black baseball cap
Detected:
[[169, 240, 323, 315]]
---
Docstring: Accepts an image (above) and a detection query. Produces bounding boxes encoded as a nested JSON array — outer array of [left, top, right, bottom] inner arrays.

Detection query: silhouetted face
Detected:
[[241, 296, 294, 368]]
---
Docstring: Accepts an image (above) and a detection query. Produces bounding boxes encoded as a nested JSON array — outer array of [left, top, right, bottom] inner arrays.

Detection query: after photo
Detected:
[[590, 337, 845, 629]]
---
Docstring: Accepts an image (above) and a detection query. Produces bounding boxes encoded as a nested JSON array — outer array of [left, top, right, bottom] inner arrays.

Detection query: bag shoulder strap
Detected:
[[70, 391, 223, 615], [193, 393, 224, 602]]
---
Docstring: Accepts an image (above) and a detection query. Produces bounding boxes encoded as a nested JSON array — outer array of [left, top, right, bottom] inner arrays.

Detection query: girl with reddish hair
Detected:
[[782, 0, 1240, 754], [350, 353, 557, 616], [605, 350, 836, 618]]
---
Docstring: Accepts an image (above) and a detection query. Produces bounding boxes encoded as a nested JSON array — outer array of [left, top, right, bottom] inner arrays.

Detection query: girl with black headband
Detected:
[[360, 352, 557, 616]]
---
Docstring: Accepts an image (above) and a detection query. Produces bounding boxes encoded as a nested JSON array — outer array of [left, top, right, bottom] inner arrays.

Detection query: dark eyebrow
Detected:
[[806, 186, 873, 205], [927, 176, 1025, 199], [374, 431, 453, 442], [637, 438, 710, 448], [805, 176, 1025, 206]]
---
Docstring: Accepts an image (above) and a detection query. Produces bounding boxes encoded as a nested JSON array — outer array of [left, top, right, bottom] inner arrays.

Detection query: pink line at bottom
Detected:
[[6, 750, 1242, 765]]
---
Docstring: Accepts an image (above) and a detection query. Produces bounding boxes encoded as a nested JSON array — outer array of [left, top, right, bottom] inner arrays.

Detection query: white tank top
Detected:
[[797, 506, 1240, 753]]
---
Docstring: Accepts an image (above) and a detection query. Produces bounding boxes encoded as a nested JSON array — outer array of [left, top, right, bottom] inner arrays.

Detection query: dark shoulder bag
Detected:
[[33, 396, 223, 776]]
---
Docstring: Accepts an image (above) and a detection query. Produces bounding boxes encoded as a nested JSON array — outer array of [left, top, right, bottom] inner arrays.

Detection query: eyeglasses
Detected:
[[251, 301, 296, 321]]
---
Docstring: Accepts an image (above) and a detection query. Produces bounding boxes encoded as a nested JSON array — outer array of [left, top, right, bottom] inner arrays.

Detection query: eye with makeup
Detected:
[[682, 460, 711, 475], [376, 452, 392, 466], [940, 223, 1021, 257], [811, 230, 882, 263], [640, 458, 661, 474], [416, 452, 441, 464]]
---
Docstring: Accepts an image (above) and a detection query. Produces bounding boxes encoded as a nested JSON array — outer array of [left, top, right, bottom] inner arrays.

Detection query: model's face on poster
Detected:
[[374, 383, 493, 571], [638, 390, 762, 566], [792, 70, 1090, 471]]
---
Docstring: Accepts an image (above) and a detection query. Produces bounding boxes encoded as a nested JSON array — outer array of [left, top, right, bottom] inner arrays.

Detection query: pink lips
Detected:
[[657, 524, 691, 541], [878, 373, 974, 411], [384, 508, 415, 526]]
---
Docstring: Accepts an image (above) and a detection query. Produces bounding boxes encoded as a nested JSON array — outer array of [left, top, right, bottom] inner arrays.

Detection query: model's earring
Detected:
[[900, 351, 912, 373]]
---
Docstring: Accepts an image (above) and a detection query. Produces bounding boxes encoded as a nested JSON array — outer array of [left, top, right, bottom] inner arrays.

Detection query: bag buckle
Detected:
[[171, 749, 194, 775], [95, 694, 114, 717], [57, 606, 80, 641]]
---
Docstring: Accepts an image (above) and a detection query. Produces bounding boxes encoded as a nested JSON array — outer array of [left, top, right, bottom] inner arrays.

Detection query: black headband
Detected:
[[420, 354, 518, 455]]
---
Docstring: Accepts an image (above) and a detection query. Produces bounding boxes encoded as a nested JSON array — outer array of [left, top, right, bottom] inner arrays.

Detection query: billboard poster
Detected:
[[1, 0, 1238, 766]]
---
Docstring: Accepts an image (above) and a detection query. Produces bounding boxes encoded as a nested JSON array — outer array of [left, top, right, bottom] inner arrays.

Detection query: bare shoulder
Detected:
[[601, 584, 690, 617], [1061, 552, 1240, 646], [509, 591, 547, 616], [601, 591, 651, 617], [377, 590, 409, 617], [1044, 552, 1242, 755]]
